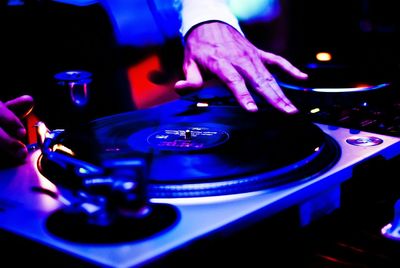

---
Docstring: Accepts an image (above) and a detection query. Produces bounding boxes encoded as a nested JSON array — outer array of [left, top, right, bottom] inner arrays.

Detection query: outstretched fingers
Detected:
[[211, 60, 258, 112], [258, 50, 308, 80], [233, 56, 298, 114]]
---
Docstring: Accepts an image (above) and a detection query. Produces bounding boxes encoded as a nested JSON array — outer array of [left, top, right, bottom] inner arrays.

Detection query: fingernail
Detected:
[[17, 127, 27, 138], [246, 102, 258, 112], [299, 72, 308, 78], [286, 105, 299, 114]]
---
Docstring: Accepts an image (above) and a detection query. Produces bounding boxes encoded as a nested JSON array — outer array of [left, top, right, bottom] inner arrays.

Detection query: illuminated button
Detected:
[[316, 52, 332, 61], [346, 136, 383, 146]]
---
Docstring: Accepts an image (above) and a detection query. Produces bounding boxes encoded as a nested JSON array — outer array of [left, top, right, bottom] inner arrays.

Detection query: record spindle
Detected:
[[54, 70, 93, 129]]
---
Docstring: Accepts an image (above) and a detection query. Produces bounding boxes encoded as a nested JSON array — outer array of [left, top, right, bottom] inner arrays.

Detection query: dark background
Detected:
[[1, 1, 141, 130]]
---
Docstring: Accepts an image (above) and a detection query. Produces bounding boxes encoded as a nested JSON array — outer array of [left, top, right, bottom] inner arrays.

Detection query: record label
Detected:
[[146, 127, 230, 151]]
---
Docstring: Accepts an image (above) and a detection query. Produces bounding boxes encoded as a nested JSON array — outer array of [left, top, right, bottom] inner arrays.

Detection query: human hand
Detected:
[[0, 95, 34, 165], [175, 21, 308, 112]]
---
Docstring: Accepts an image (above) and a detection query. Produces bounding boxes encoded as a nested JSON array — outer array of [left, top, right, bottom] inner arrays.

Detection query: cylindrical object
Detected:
[[53, 70, 93, 129], [54, 70, 92, 107]]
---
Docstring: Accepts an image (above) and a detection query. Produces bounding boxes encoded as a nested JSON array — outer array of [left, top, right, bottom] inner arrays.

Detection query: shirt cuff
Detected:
[[180, 0, 244, 37]]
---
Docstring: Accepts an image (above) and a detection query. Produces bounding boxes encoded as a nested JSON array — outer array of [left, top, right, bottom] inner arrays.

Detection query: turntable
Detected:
[[1, 84, 400, 267]]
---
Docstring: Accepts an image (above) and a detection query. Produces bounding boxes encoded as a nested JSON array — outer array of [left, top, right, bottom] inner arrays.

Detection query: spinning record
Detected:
[[39, 97, 340, 197]]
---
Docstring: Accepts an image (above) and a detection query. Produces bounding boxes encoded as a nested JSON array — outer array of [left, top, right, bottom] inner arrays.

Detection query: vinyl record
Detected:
[[39, 98, 340, 197]]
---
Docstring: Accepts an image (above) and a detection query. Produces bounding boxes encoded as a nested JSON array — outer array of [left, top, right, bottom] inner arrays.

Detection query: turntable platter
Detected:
[[39, 98, 340, 197]]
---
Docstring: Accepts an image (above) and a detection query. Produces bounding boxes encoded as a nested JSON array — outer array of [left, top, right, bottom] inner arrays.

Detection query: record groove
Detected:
[[39, 99, 341, 198]]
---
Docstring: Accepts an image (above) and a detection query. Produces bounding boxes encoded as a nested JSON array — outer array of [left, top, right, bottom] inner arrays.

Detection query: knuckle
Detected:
[[254, 76, 275, 87], [224, 74, 243, 85]]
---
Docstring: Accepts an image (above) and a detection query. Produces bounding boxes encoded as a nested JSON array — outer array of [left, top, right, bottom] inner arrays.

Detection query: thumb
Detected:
[[175, 59, 204, 89]]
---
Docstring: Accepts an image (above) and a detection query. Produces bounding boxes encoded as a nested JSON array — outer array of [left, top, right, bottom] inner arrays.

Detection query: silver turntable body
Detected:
[[1, 124, 400, 267]]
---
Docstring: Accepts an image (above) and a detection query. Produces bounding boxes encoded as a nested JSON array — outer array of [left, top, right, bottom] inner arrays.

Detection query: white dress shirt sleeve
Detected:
[[180, 0, 244, 37]]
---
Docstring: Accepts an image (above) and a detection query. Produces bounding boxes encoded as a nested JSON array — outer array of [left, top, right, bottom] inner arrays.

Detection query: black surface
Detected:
[[46, 203, 179, 244], [38, 95, 341, 197], [0, 229, 99, 268]]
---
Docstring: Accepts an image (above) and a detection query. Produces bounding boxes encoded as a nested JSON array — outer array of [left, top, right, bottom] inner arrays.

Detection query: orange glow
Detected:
[[316, 52, 332, 62], [52, 144, 74, 155], [35, 121, 51, 145], [354, 83, 371, 88], [31, 151, 61, 208], [127, 53, 180, 110]]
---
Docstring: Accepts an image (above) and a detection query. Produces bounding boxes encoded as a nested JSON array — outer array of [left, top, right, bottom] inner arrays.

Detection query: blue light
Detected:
[[7, 0, 24, 6], [54, 0, 98, 6], [100, 0, 181, 46], [228, 0, 281, 22]]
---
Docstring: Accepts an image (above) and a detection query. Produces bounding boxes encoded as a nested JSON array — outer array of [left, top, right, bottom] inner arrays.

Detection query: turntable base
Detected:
[[1, 124, 400, 267], [46, 203, 178, 244]]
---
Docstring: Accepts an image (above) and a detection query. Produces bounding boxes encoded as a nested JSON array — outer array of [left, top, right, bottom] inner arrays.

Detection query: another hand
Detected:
[[0, 95, 34, 166], [175, 21, 308, 113]]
